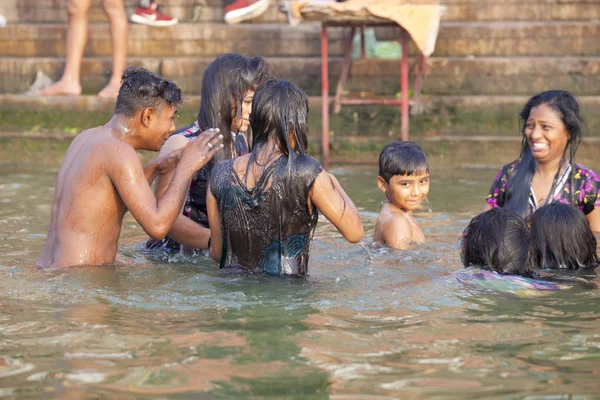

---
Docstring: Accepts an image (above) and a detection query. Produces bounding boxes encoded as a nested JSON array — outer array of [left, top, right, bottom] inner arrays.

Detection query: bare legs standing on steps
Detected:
[[38, 0, 128, 97]]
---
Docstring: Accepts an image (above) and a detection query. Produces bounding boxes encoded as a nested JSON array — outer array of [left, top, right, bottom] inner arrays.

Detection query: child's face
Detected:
[[377, 172, 430, 212]]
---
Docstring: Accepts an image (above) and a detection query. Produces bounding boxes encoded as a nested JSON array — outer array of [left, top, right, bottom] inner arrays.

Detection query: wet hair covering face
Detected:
[[530, 203, 599, 270], [197, 53, 271, 166], [210, 80, 324, 275], [115, 66, 182, 116], [461, 208, 535, 277], [504, 90, 584, 218], [378, 141, 429, 182]]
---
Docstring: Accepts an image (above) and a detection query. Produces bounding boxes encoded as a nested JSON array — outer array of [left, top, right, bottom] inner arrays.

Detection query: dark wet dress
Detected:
[[210, 153, 323, 276], [146, 121, 249, 252]]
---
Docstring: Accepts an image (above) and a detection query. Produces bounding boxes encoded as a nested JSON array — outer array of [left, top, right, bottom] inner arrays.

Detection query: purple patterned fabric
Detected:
[[486, 159, 600, 217]]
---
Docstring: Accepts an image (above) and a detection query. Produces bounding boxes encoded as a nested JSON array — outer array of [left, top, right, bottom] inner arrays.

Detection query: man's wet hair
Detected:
[[378, 141, 429, 182], [461, 208, 535, 277], [115, 66, 182, 117], [530, 203, 599, 270]]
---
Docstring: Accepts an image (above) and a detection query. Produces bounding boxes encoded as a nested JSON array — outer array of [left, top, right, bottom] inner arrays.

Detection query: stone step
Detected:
[[2, 21, 598, 58], [1, 56, 599, 96], [2, 0, 599, 24], [2, 93, 599, 113], [0, 23, 346, 58]]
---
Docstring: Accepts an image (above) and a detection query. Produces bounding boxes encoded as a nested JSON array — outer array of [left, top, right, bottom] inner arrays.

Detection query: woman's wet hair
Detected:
[[250, 79, 309, 157], [197, 53, 271, 164], [530, 203, 599, 270], [504, 90, 584, 218], [115, 66, 182, 117], [378, 141, 429, 183], [461, 208, 535, 277]]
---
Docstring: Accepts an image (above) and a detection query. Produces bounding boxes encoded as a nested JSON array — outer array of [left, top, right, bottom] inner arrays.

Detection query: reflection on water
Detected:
[[0, 164, 598, 398]]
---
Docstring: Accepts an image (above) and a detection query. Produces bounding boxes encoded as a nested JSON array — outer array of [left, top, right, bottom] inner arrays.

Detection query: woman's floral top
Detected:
[[486, 159, 600, 217]]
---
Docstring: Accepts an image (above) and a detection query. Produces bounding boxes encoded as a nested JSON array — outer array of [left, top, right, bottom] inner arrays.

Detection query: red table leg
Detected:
[[321, 26, 330, 170], [400, 28, 409, 141], [411, 52, 426, 116], [334, 27, 356, 114]]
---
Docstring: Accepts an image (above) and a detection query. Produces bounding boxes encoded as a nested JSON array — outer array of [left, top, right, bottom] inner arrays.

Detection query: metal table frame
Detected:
[[320, 22, 426, 169]]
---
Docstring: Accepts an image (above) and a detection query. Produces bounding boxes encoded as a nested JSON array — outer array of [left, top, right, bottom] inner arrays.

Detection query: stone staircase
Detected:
[[1, 0, 599, 100]]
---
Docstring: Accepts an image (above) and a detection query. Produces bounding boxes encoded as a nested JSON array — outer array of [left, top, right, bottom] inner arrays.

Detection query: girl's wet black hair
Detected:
[[461, 208, 535, 277], [197, 53, 271, 165], [378, 141, 429, 182], [115, 66, 182, 117], [530, 203, 599, 270], [247, 79, 346, 214], [250, 79, 309, 157], [504, 90, 584, 218]]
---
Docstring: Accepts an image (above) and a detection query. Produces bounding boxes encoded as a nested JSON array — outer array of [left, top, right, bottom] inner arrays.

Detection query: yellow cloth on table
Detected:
[[290, 0, 444, 57]]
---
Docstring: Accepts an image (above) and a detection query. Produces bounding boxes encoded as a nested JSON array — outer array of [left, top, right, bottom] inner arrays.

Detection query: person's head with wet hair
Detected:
[[197, 53, 271, 163], [378, 141, 429, 183], [250, 79, 309, 157], [114, 66, 182, 151], [530, 203, 599, 270], [461, 208, 535, 277], [115, 66, 182, 117], [504, 90, 584, 218]]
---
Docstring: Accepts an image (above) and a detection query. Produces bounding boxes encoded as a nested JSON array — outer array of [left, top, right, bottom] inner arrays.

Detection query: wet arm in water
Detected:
[[154, 135, 211, 249], [586, 207, 600, 237], [109, 130, 223, 239], [310, 171, 364, 243], [206, 183, 223, 263]]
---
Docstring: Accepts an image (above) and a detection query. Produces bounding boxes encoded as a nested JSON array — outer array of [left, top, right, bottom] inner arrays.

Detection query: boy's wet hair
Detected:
[[115, 66, 182, 117], [461, 208, 535, 277], [530, 203, 598, 270], [505, 90, 584, 218], [378, 141, 429, 182], [198, 53, 271, 164]]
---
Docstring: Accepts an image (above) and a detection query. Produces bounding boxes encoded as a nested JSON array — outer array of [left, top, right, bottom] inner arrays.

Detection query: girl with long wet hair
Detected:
[[461, 208, 535, 277], [206, 80, 363, 276], [530, 203, 599, 270], [147, 53, 271, 254], [484, 90, 600, 234]]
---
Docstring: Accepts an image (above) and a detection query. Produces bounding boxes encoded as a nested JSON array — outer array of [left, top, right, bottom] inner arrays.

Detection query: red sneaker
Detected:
[[130, 3, 178, 27], [224, 0, 269, 24]]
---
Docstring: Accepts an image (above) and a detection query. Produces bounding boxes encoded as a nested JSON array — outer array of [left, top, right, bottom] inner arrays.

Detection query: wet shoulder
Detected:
[[210, 158, 235, 195], [498, 159, 520, 179], [290, 154, 324, 183], [575, 164, 600, 182]]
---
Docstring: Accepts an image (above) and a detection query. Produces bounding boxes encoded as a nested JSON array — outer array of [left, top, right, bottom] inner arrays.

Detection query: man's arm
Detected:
[[109, 130, 223, 240], [153, 134, 211, 249], [310, 171, 363, 243], [143, 148, 183, 185]]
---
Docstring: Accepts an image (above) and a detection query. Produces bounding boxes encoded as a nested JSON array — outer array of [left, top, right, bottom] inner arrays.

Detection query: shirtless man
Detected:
[[37, 67, 224, 269]]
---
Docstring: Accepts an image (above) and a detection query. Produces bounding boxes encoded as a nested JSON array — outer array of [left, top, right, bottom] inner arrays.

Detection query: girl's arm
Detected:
[[206, 183, 223, 262], [309, 171, 364, 243]]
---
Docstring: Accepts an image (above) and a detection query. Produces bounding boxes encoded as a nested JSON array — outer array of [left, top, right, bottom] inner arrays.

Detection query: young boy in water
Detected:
[[373, 141, 430, 250]]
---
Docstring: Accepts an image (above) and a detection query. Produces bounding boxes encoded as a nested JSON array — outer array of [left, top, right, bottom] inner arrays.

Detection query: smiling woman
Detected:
[[483, 90, 600, 234]]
